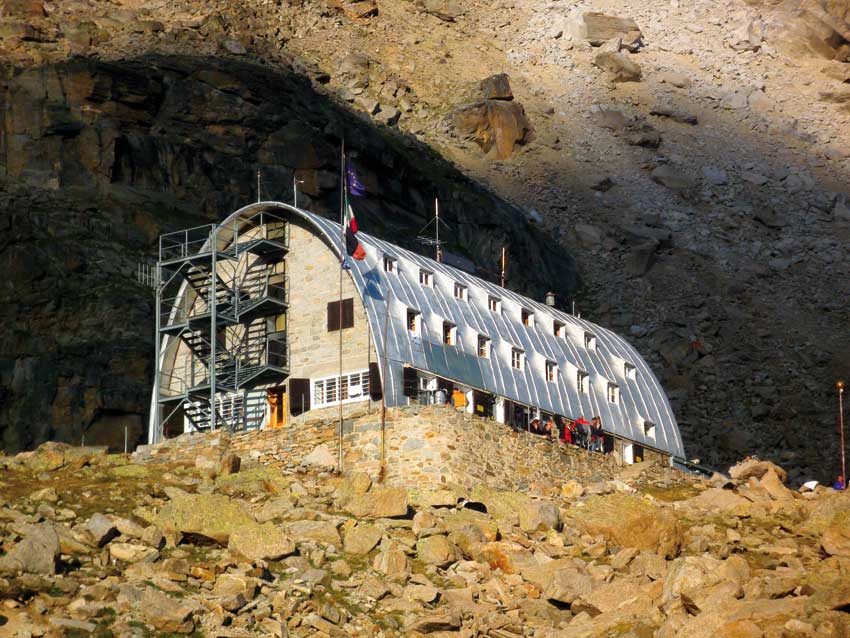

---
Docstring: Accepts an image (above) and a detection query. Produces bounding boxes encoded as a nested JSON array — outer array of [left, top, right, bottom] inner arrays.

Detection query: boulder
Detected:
[[567, 494, 681, 558], [30, 487, 58, 503], [416, 535, 458, 567], [544, 567, 593, 603], [594, 52, 642, 82], [153, 493, 254, 545], [729, 459, 787, 484], [452, 100, 533, 160], [108, 543, 159, 563], [141, 587, 195, 634], [254, 496, 295, 523], [219, 453, 241, 476], [518, 499, 560, 533], [215, 467, 289, 495], [759, 469, 794, 500], [405, 611, 461, 633], [287, 520, 342, 546], [335, 471, 372, 507], [343, 523, 383, 555], [85, 513, 118, 547], [418, 0, 464, 22], [570, 11, 642, 48], [480, 73, 513, 100], [211, 573, 257, 611], [1, 0, 45, 17], [0, 523, 60, 575], [228, 523, 296, 562], [470, 487, 529, 526], [373, 548, 409, 580], [650, 165, 694, 192], [822, 511, 850, 557], [302, 443, 337, 470], [345, 486, 409, 518]]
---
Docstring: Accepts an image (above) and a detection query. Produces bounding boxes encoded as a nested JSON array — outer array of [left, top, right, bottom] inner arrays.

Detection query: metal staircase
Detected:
[[153, 210, 291, 442]]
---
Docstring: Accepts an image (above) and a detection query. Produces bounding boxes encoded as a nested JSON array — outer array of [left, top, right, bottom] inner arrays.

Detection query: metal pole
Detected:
[[257, 170, 261, 203], [500, 247, 506, 288], [380, 289, 392, 479], [839, 381, 846, 484], [210, 226, 218, 432], [124, 426, 128, 454], [435, 198, 441, 263], [154, 262, 162, 444], [338, 140, 345, 474]]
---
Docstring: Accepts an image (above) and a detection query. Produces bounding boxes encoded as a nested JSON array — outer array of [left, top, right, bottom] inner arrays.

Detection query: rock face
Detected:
[[0, 55, 574, 454], [154, 493, 254, 544], [567, 494, 681, 558], [0, 523, 60, 575]]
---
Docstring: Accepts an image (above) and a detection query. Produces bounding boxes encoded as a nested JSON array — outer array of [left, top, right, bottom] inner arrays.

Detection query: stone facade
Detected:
[[135, 404, 636, 492], [286, 219, 376, 383]]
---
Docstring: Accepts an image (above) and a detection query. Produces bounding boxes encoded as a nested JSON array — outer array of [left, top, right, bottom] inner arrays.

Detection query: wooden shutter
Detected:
[[402, 366, 418, 397], [341, 298, 354, 329], [327, 301, 340, 332], [289, 378, 310, 415], [369, 362, 383, 400]]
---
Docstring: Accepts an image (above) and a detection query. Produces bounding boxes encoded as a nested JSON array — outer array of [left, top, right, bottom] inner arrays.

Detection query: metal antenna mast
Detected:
[[257, 170, 261, 203], [416, 198, 450, 260]]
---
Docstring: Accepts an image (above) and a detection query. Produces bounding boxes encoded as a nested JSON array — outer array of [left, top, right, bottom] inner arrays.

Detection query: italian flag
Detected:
[[344, 201, 366, 261]]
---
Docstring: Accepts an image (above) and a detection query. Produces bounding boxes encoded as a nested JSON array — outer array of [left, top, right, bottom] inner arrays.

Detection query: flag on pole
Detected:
[[342, 159, 366, 269]]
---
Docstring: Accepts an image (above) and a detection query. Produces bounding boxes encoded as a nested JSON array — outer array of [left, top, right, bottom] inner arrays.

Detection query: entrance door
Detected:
[[267, 386, 287, 429]]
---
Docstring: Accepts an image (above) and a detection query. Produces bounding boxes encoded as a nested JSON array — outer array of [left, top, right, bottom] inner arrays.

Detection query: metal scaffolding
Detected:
[[152, 210, 291, 443]]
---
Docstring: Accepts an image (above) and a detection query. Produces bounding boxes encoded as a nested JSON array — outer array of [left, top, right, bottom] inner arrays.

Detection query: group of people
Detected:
[[529, 414, 605, 453]]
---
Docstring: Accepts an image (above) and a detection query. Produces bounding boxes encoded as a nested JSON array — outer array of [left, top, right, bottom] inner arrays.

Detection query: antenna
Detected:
[[415, 197, 451, 259], [256, 170, 261, 203]]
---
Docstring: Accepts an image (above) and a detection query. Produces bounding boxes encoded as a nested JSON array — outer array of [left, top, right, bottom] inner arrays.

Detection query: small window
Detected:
[[327, 298, 354, 331], [521, 309, 534, 327], [488, 296, 501, 312], [644, 420, 656, 438], [545, 361, 558, 382], [553, 320, 566, 339], [407, 309, 420, 335], [624, 362, 636, 380], [511, 348, 525, 370], [383, 255, 397, 273], [584, 332, 597, 351], [576, 370, 589, 394], [443, 322, 456, 346], [419, 269, 433, 287], [607, 383, 620, 404], [454, 283, 468, 301], [477, 335, 491, 358]]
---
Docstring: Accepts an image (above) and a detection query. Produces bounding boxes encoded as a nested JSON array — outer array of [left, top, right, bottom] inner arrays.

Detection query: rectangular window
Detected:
[[577, 370, 589, 394], [511, 348, 525, 370], [478, 335, 491, 358], [454, 283, 468, 301], [521, 309, 534, 327], [584, 332, 597, 351], [406, 309, 421, 335], [313, 370, 371, 408], [644, 420, 656, 438], [419, 269, 433, 287], [545, 361, 557, 382], [383, 255, 397, 273], [607, 383, 620, 404], [624, 362, 637, 380], [488, 296, 501, 312], [443, 322, 456, 345], [327, 298, 354, 331], [553, 320, 566, 339]]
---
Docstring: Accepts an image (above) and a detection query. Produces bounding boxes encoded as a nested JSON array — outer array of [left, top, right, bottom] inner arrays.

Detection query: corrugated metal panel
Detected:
[[152, 201, 685, 459]]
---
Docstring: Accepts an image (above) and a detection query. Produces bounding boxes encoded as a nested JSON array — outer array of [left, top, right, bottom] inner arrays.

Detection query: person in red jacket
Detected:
[[560, 419, 574, 445]]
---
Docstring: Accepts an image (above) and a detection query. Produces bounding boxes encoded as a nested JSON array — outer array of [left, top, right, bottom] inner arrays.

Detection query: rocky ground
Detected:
[[2, 440, 850, 638], [2, 0, 850, 480]]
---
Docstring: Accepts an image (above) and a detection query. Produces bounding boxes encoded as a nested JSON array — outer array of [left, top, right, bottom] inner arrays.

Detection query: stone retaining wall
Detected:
[[134, 404, 622, 490]]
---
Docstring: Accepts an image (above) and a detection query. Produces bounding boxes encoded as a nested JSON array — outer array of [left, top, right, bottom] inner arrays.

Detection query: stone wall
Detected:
[[134, 403, 623, 491], [286, 219, 376, 383]]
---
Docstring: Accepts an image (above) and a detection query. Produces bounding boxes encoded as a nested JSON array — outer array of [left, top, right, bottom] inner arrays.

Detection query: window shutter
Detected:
[[289, 378, 310, 415], [341, 298, 354, 329], [369, 362, 383, 400], [327, 301, 340, 332], [402, 366, 418, 397]]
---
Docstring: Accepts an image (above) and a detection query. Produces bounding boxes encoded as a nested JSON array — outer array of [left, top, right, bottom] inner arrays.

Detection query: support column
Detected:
[[210, 226, 218, 432]]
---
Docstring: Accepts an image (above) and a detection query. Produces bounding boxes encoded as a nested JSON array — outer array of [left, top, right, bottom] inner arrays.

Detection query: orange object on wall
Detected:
[[267, 387, 287, 429], [452, 389, 467, 408]]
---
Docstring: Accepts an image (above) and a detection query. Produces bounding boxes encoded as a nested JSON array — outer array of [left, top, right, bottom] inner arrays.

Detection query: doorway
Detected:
[[267, 386, 287, 429]]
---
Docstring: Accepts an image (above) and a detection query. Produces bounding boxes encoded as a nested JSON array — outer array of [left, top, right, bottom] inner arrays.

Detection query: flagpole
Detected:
[[435, 198, 442, 263], [338, 140, 345, 475]]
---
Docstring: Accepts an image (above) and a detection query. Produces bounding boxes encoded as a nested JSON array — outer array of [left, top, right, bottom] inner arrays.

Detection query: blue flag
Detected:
[[346, 161, 366, 197]]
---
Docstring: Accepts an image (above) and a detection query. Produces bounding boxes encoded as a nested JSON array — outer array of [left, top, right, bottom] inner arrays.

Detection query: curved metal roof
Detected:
[[151, 201, 685, 459]]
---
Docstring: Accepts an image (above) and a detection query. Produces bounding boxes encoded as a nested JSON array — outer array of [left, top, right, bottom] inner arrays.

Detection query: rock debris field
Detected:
[[1, 441, 850, 637]]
